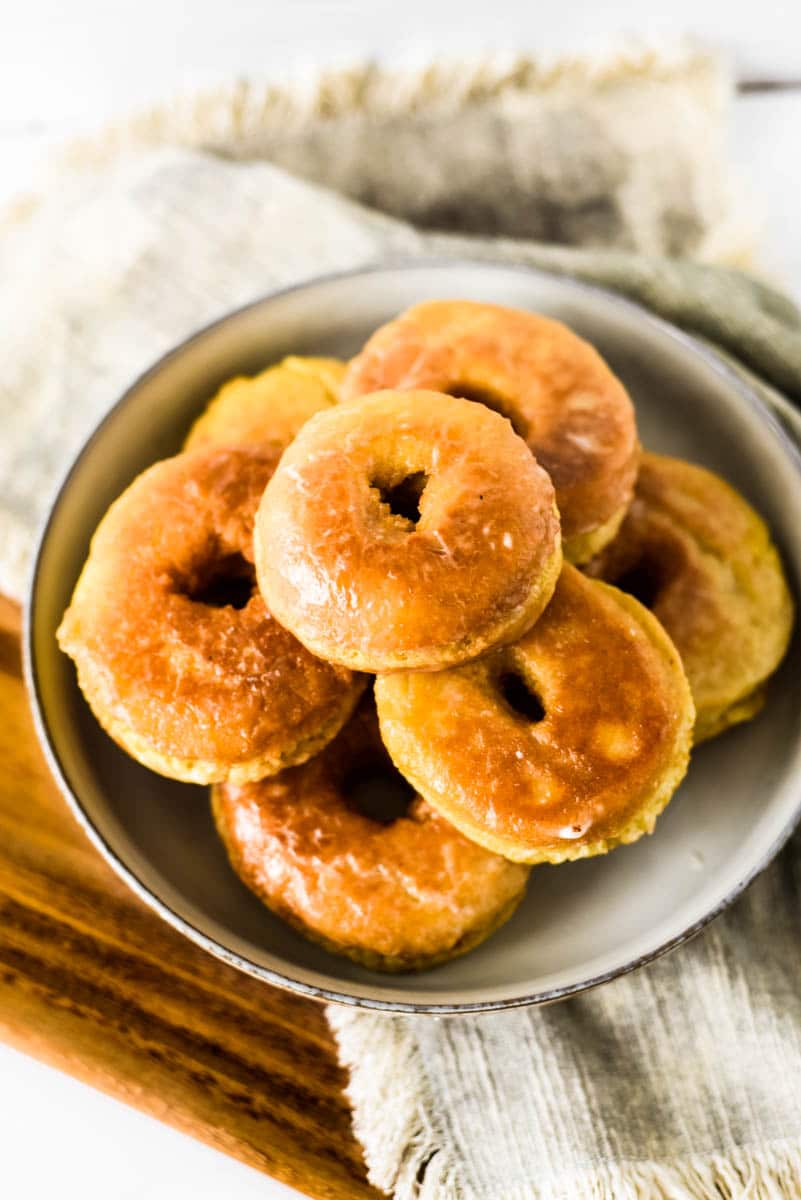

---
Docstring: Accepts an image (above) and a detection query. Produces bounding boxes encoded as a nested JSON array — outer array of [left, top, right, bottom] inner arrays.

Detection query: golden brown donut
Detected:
[[585, 452, 794, 743], [254, 389, 562, 673], [184, 356, 345, 454], [375, 564, 694, 864], [212, 698, 529, 972], [341, 300, 639, 563], [57, 447, 365, 784]]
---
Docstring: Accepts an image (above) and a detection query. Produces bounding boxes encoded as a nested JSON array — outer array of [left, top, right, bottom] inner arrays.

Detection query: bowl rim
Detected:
[[23, 256, 801, 1015]]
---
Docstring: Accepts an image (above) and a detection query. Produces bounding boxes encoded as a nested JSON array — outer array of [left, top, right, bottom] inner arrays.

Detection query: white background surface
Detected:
[[2, 3, 801, 1198]]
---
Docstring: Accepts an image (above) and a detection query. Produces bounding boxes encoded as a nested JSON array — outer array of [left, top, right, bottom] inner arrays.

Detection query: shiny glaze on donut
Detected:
[[376, 564, 694, 864], [184, 356, 344, 453], [57, 447, 365, 784], [255, 389, 562, 672], [341, 300, 639, 561], [585, 452, 794, 743], [212, 698, 529, 971]]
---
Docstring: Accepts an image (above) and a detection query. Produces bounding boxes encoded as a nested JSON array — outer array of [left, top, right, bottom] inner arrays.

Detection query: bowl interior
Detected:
[[28, 262, 801, 1012]]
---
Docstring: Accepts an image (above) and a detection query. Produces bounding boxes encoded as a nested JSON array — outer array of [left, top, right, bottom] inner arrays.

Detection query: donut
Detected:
[[585, 452, 794, 743], [57, 446, 365, 784], [212, 697, 530, 971], [375, 564, 694, 864], [341, 300, 639, 563], [254, 389, 562, 673], [183, 356, 345, 453]]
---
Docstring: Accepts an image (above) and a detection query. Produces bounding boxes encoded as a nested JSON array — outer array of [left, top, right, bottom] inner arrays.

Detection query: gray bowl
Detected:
[[26, 261, 801, 1014]]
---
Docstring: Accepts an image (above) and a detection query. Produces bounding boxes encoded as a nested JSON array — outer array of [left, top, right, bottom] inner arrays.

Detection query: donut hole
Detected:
[[344, 760, 416, 824], [612, 554, 666, 610], [371, 470, 428, 527], [447, 382, 529, 439], [183, 552, 256, 610], [498, 671, 545, 723]]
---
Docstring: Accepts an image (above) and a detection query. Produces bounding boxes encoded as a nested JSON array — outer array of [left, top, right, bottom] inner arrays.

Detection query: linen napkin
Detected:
[[4, 46, 801, 1199]]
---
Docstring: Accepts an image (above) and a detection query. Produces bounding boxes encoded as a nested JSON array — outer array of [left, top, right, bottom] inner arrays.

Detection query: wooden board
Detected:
[[0, 596, 381, 1200]]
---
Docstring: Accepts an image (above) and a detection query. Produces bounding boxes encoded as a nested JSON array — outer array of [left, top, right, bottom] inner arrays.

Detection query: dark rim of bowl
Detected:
[[23, 257, 801, 1015]]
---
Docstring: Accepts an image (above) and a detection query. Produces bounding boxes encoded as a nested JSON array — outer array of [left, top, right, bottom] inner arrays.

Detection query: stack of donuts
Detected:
[[58, 301, 794, 972]]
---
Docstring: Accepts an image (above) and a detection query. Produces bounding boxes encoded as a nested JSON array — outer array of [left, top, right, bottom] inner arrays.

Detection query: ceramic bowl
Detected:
[[26, 261, 801, 1014]]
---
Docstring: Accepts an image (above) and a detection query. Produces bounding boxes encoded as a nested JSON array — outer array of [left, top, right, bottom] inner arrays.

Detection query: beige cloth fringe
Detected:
[[8, 44, 752, 265]]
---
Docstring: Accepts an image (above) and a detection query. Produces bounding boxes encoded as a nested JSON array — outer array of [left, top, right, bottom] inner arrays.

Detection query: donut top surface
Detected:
[[341, 299, 639, 550], [183, 355, 344, 454], [213, 698, 529, 970], [585, 452, 795, 741], [57, 447, 362, 780], [376, 564, 693, 863], [255, 389, 562, 671]]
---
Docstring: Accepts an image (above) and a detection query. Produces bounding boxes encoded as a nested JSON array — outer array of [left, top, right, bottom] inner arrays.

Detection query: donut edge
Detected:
[[211, 782, 530, 973], [562, 501, 629, 567], [62, 652, 367, 786], [257, 532, 564, 674]]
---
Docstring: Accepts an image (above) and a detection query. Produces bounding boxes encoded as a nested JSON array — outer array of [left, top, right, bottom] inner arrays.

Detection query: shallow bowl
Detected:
[[27, 260, 801, 1014]]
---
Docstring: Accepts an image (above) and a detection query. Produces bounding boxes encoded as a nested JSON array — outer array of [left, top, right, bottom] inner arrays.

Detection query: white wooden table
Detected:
[[2, 4, 800, 1198]]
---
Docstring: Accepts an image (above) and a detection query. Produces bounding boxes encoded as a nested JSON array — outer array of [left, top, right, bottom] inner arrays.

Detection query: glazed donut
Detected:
[[184, 356, 345, 453], [585, 452, 794, 743], [341, 300, 639, 563], [212, 697, 530, 971], [254, 389, 562, 672], [57, 446, 365, 784], [375, 564, 694, 864]]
